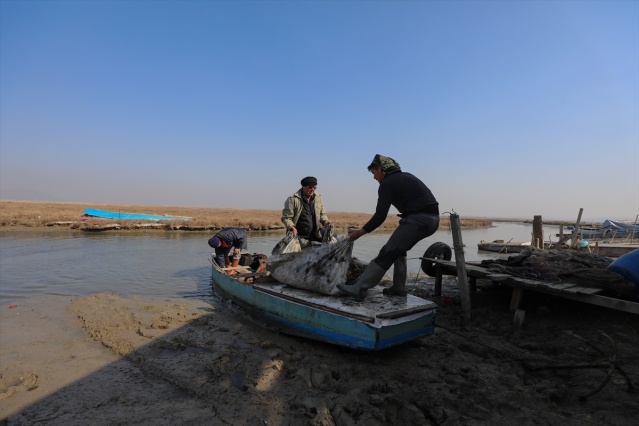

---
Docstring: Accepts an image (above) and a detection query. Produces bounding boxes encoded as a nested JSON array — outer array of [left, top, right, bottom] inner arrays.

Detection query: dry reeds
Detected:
[[0, 200, 494, 232]]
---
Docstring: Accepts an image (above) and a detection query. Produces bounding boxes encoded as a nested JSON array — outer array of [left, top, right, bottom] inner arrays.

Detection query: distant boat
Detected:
[[567, 220, 639, 239], [83, 207, 191, 221], [210, 256, 437, 350], [477, 240, 532, 253]]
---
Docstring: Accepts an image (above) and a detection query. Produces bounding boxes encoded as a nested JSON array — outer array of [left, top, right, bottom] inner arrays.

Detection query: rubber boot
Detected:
[[383, 256, 407, 296], [337, 261, 386, 301], [228, 258, 240, 275]]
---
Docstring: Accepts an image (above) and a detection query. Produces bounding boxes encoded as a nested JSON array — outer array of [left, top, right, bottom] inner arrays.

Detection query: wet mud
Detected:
[[2, 277, 637, 425]]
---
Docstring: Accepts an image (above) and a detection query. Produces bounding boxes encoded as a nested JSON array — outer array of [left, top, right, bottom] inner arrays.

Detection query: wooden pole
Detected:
[[570, 208, 584, 249], [532, 215, 543, 248], [434, 264, 443, 296], [499, 238, 513, 253], [449, 213, 471, 321]]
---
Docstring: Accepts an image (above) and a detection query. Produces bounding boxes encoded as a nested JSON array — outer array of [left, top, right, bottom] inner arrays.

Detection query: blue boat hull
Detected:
[[84, 207, 191, 221], [211, 264, 436, 350]]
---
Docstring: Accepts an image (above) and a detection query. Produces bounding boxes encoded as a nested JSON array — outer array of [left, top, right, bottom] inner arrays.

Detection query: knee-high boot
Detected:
[[337, 261, 386, 301], [227, 258, 240, 275], [383, 256, 407, 296]]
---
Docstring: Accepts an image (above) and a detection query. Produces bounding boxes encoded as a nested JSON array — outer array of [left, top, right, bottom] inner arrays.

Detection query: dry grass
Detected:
[[0, 199, 495, 232]]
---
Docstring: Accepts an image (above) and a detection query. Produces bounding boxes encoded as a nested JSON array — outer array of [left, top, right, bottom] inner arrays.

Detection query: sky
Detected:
[[1, 0, 638, 222]]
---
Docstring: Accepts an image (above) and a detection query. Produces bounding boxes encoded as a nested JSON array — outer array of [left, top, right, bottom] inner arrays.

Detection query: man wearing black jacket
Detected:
[[338, 154, 439, 300]]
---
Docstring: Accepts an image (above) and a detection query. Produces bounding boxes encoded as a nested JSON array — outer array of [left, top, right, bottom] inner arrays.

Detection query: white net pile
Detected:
[[268, 237, 354, 296]]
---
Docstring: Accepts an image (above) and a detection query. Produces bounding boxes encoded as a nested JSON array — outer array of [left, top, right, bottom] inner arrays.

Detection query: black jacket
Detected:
[[363, 172, 438, 233], [216, 227, 248, 249]]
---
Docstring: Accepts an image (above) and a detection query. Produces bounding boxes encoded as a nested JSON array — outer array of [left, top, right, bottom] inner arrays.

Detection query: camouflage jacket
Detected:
[[281, 190, 329, 239]]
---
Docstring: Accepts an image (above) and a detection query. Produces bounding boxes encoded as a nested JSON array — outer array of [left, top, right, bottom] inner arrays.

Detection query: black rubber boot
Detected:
[[383, 256, 407, 296], [337, 261, 386, 301]]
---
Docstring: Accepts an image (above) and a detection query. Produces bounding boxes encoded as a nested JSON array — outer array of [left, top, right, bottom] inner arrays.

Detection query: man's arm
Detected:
[[281, 196, 298, 235], [362, 185, 392, 233], [317, 194, 330, 225]]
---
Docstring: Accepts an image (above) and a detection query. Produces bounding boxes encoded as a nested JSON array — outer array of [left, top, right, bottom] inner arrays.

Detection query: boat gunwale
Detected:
[[214, 267, 437, 323]]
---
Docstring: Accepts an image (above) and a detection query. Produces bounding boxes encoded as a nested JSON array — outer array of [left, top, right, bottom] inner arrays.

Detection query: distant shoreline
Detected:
[[0, 199, 585, 232]]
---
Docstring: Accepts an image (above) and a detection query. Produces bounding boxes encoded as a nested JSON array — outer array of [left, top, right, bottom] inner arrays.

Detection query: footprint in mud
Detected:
[[0, 371, 39, 399], [231, 371, 248, 392]]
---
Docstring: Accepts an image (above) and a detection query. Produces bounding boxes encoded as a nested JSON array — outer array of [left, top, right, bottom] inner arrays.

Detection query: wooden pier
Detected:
[[589, 242, 639, 257], [424, 258, 639, 315]]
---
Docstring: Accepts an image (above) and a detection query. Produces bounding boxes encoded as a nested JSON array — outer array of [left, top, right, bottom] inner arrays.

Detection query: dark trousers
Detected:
[[213, 247, 232, 268], [374, 213, 440, 270]]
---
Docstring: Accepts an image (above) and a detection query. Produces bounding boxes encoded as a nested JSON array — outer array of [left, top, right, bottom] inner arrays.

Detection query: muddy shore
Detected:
[[1, 275, 636, 425]]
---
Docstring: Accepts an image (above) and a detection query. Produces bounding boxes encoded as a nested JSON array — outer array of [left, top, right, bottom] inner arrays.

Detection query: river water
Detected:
[[0, 222, 561, 305]]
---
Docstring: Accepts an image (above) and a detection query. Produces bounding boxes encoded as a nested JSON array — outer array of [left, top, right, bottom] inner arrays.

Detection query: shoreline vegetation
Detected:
[[0, 199, 585, 232]]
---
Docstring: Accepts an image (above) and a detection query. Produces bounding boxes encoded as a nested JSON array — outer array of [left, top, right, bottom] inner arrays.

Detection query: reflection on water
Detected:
[[0, 222, 560, 304]]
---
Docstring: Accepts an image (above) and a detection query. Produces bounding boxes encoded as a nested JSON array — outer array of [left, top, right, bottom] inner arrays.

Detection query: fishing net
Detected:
[[268, 237, 354, 295], [480, 248, 635, 297], [271, 234, 304, 255], [271, 224, 338, 256]]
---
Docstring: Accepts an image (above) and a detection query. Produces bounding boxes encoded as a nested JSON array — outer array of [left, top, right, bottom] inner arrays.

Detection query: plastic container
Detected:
[[607, 249, 639, 294]]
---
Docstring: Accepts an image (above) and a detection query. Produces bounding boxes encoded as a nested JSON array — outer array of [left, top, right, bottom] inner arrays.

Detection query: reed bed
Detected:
[[0, 200, 494, 232]]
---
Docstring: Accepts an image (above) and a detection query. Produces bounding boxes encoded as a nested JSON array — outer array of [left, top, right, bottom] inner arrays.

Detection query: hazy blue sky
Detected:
[[1, 0, 637, 221]]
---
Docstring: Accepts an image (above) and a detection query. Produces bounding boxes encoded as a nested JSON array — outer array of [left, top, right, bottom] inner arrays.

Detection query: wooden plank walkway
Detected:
[[423, 258, 639, 315]]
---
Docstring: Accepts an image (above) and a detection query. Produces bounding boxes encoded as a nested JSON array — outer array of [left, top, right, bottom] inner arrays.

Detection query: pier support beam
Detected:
[[532, 215, 543, 249], [570, 208, 584, 248], [450, 213, 471, 321]]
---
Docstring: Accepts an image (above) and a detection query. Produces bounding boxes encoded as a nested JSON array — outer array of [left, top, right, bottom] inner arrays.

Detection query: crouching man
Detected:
[[208, 227, 248, 275]]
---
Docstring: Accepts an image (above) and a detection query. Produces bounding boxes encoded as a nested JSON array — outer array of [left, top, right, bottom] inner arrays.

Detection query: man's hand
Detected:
[[291, 227, 298, 237], [233, 248, 241, 256], [348, 228, 366, 241]]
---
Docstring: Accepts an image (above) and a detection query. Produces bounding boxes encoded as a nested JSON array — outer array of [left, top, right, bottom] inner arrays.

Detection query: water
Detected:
[[0, 223, 561, 304]]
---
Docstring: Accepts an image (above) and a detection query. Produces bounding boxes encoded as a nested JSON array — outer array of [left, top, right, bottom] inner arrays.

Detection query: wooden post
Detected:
[[449, 213, 471, 321], [532, 215, 543, 249], [434, 264, 443, 296], [513, 309, 526, 328], [570, 208, 584, 249], [510, 288, 523, 311]]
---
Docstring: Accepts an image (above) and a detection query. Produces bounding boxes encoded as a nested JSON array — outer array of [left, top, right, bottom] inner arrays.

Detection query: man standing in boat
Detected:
[[281, 176, 331, 245], [208, 227, 248, 275], [338, 154, 440, 300]]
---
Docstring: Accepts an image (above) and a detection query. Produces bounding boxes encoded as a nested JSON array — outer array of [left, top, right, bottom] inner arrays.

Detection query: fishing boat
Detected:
[[566, 220, 639, 239], [477, 240, 532, 253], [210, 257, 437, 350], [83, 207, 191, 221]]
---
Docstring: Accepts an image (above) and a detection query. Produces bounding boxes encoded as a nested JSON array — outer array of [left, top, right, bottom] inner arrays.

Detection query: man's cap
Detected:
[[301, 176, 318, 187], [208, 236, 221, 248]]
